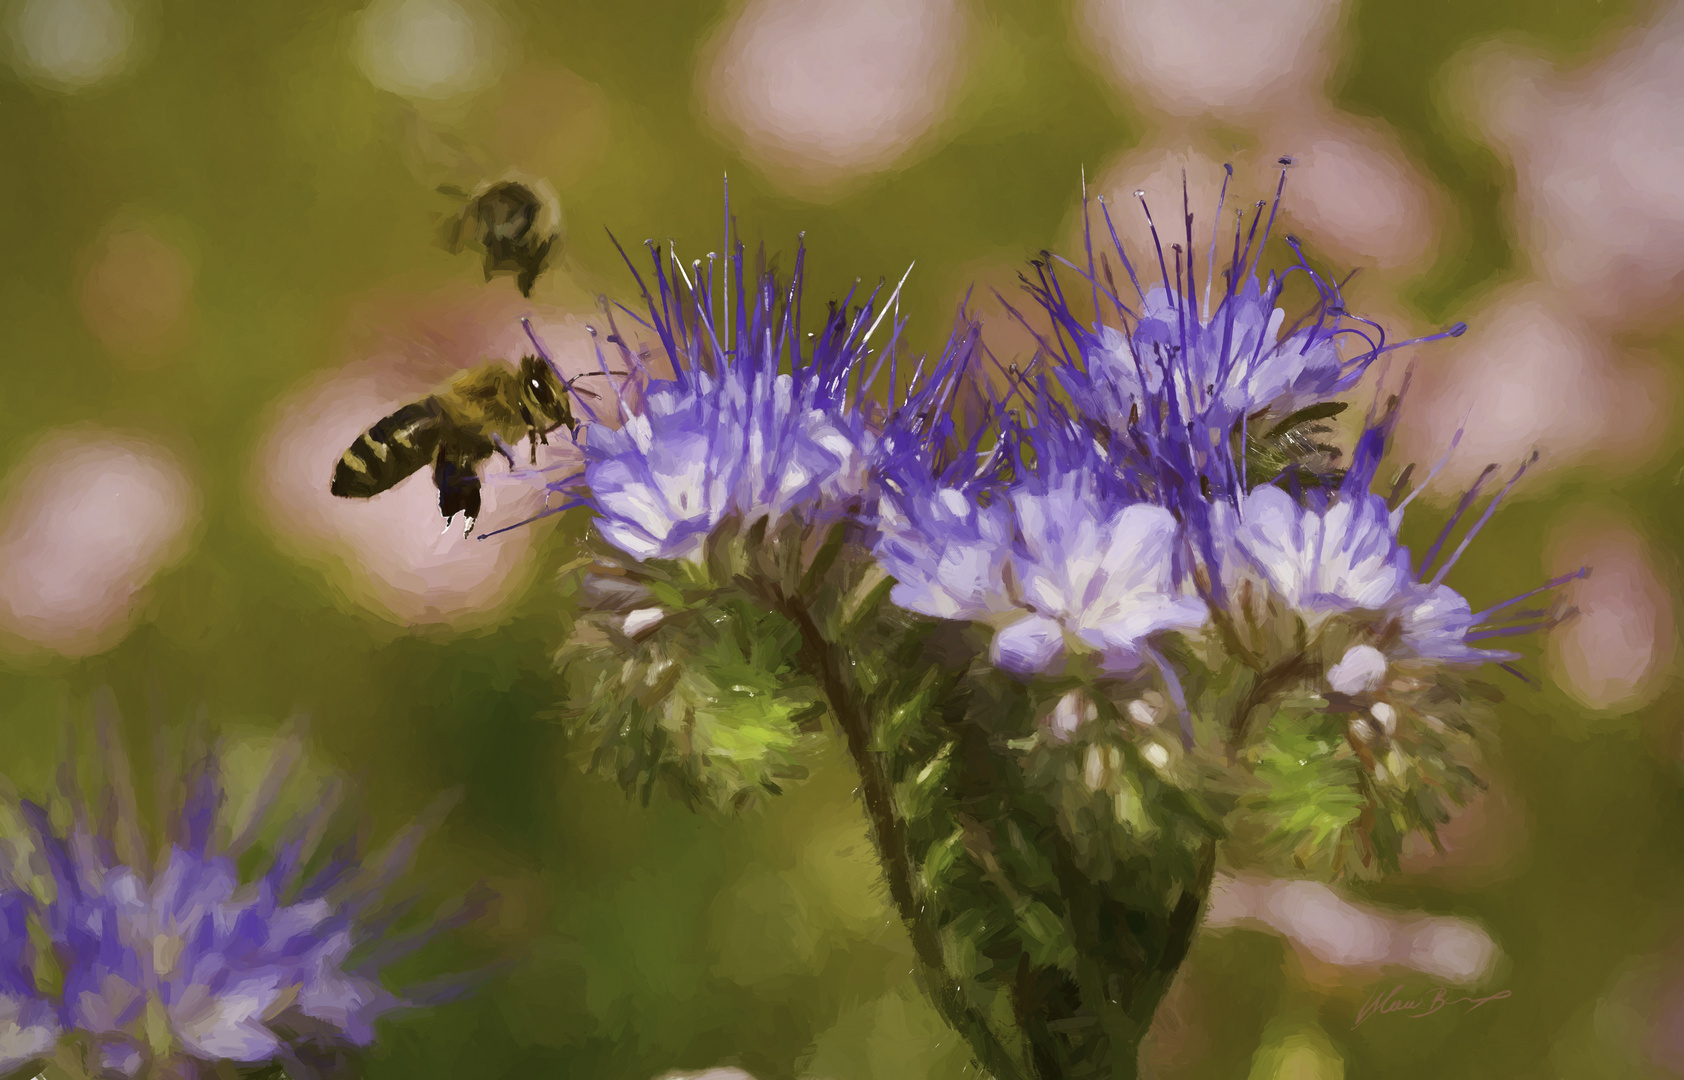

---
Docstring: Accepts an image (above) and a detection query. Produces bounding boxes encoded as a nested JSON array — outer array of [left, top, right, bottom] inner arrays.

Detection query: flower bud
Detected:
[[1327, 644, 1388, 696]]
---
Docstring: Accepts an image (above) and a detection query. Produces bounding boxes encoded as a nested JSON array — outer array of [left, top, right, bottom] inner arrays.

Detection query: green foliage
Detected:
[[1236, 707, 1370, 875], [1219, 656, 1491, 878], [558, 549, 825, 812], [556, 516, 898, 814]]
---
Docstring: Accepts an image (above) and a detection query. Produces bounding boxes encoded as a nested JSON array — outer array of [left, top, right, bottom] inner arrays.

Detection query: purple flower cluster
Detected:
[[866, 164, 1571, 716], [0, 733, 474, 1080]]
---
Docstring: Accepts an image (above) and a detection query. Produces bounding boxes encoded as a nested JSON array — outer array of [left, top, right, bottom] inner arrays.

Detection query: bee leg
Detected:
[[528, 427, 539, 465], [490, 435, 520, 469], [434, 455, 482, 538]]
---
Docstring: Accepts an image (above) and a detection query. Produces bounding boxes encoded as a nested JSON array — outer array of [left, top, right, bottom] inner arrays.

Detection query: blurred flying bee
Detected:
[[441, 176, 563, 298], [330, 356, 615, 536]]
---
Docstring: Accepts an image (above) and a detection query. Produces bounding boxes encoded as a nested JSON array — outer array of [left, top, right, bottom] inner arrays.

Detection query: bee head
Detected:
[[519, 355, 566, 427]]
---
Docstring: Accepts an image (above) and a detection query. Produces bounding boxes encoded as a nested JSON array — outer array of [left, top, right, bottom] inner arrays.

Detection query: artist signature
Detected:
[[1354, 984, 1512, 1028]]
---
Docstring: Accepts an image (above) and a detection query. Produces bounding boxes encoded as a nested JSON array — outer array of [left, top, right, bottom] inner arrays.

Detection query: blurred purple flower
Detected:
[[0, 726, 483, 1080], [0, 890, 59, 1070]]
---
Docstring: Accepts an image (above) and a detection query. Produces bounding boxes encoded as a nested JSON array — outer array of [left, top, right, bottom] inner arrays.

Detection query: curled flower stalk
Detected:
[[0, 713, 486, 1080], [544, 225, 1032, 1080], [529, 175, 1576, 1080]]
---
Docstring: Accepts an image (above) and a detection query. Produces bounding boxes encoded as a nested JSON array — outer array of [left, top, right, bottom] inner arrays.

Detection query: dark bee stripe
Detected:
[[330, 400, 442, 499]]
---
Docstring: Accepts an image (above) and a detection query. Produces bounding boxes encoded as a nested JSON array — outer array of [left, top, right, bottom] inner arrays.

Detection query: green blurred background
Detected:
[[2, 0, 1681, 1077]]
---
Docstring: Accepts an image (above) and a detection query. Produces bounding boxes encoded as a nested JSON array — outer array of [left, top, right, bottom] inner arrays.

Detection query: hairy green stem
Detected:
[[780, 596, 1034, 1080], [1119, 840, 1220, 1076]]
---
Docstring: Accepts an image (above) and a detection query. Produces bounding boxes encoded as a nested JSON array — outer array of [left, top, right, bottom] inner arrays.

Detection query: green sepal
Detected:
[[1014, 898, 1078, 972]]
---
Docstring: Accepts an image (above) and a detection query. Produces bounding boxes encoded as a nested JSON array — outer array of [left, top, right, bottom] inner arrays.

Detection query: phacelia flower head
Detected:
[[0, 718, 485, 1080], [555, 233, 903, 564], [1223, 485, 1415, 625]]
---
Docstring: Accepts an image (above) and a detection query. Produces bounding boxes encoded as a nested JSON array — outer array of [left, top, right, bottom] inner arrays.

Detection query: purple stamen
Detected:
[[1430, 451, 1539, 586]]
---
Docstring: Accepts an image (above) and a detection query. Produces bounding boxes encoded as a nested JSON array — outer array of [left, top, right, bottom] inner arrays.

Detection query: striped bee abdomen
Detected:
[[330, 399, 443, 499]]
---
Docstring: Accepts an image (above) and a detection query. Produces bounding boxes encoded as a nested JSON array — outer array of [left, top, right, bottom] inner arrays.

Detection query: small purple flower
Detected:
[[1393, 583, 1507, 665], [873, 475, 1015, 624], [875, 410, 1206, 684], [1216, 398, 1585, 679], [585, 363, 872, 562], [1082, 272, 1348, 435], [0, 725, 482, 1080], [995, 479, 1205, 677], [1224, 485, 1415, 621], [1220, 481, 1512, 667]]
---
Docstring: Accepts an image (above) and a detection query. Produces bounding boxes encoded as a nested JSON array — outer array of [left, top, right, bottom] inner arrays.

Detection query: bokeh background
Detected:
[[2, 0, 1682, 1076]]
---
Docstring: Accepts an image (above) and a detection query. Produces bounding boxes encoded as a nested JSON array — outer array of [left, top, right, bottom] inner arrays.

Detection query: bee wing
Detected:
[[331, 401, 443, 498]]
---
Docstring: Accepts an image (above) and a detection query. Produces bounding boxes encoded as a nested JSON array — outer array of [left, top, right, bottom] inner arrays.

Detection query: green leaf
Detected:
[[799, 521, 850, 599], [922, 828, 965, 892], [1015, 899, 1078, 971], [841, 565, 896, 635], [896, 742, 954, 821], [560, 596, 823, 811], [647, 579, 686, 611]]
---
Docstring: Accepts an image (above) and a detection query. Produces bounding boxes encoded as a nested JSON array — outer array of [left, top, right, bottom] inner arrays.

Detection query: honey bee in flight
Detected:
[[330, 356, 615, 536], [441, 176, 563, 298]]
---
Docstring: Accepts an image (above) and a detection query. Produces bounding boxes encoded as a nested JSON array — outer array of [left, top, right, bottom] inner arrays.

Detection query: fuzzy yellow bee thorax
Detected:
[[435, 363, 530, 443]]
